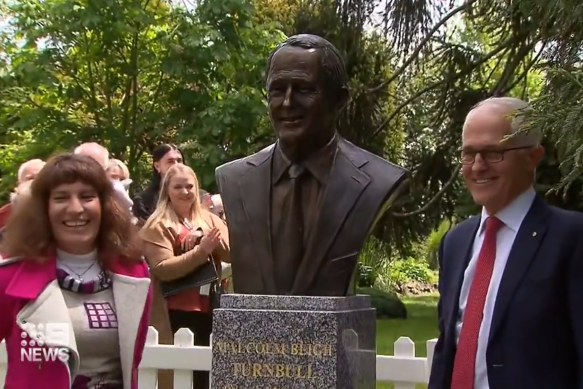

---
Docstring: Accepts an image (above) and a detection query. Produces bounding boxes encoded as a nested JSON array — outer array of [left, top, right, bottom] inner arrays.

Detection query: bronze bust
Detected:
[[216, 34, 408, 296]]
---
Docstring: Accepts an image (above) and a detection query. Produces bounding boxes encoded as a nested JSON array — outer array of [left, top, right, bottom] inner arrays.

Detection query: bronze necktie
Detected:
[[274, 163, 305, 293]]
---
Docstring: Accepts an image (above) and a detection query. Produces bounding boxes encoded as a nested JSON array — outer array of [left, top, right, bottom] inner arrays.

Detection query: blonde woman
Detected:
[[106, 158, 130, 182], [140, 164, 229, 389]]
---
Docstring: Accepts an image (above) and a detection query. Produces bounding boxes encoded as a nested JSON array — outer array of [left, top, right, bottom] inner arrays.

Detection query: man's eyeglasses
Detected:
[[458, 145, 534, 165]]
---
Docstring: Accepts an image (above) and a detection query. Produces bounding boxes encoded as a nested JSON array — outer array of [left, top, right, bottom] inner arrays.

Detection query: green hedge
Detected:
[[358, 287, 407, 319]]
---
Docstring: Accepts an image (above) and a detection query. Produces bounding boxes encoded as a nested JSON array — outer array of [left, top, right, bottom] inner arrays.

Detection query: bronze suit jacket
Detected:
[[216, 136, 408, 296]]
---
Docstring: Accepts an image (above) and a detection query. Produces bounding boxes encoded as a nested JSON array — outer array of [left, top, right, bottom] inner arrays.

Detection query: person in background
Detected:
[[0, 158, 45, 229], [428, 97, 583, 389], [199, 189, 212, 210], [17, 158, 46, 184], [106, 159, 130, 182], [210, 194, 224, 220], [75, 143, 133, 212], [0, 180, 33, 241], [106, 158, 133, 209], [74, 142, 108, 169], [0, 153, 152, 389], [140, 164, 229, 389], [132, 144, 184, 225]]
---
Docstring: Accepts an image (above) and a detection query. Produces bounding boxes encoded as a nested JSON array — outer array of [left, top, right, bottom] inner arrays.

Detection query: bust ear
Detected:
[[335, 86, 349, 111]]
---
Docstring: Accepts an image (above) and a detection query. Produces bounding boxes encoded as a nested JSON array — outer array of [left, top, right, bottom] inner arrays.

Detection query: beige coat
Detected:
[[140, 210, 230, 389]]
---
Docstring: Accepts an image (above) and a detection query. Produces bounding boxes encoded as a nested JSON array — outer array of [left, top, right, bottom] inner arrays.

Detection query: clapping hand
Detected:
[[199, 227, 221, 255], [180, 229, 204, 252]]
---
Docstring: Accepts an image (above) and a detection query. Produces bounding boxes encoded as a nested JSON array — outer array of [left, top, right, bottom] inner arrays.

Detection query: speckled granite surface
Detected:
[[211, 294, 376, 389]]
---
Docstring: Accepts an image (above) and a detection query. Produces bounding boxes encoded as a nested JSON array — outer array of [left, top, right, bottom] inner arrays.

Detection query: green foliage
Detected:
[[0, 0, 284, 198], [388, 259, 436, 287], [357, 236, 391, 288], [423, 219, 452, 270], [358, 287, 408, 319]]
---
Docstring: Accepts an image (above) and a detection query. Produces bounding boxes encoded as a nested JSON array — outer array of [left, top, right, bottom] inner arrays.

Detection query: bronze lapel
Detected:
[[291, 145, 371, 294], [238, 146, 278, 294]]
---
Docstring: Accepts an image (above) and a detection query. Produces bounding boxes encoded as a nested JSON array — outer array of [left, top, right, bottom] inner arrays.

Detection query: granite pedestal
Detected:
[[211, 294, 376, 389]]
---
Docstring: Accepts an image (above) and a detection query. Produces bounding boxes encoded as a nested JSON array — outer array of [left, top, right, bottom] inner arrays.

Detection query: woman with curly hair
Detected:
[[0, 153, 152, 389]]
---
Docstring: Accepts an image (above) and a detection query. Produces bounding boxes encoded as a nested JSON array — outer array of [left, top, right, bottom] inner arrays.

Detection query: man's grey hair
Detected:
[[10, 180, 32, 204], [17, 159, 45, 184], [74, 142, 109, 168], [471, 97, 542, 146]]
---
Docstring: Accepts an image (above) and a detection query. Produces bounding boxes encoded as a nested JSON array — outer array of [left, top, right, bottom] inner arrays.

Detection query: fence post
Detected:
[[137, 327, 160, 389], [393, 337, 416, 389], [173, 328, 195, 389], [425, 338, 437, 382]]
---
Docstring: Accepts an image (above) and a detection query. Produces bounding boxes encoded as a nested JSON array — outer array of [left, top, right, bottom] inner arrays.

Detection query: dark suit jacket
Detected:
[[429, 196, 583, 389], [215, 136, 408, 296]]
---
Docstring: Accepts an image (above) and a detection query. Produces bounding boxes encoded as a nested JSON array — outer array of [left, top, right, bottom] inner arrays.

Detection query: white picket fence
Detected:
[[0, 327, 438, 388]]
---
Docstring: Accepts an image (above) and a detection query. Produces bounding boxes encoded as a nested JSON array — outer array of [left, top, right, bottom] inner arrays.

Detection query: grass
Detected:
[[376, 294, 439, 389]]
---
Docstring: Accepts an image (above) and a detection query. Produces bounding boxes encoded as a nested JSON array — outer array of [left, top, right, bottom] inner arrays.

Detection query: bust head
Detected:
[[266, 34, 349, 160]]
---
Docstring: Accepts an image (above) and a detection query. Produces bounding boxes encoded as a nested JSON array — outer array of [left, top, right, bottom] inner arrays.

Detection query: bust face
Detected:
[[266, 46, 337, 156]]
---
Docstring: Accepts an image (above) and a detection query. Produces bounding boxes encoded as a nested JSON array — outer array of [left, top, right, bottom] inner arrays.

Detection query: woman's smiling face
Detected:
[[48, 181, 102, 255]]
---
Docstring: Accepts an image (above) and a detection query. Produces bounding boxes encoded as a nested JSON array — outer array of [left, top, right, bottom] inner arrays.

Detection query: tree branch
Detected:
[[372, 35, 518, 138], [368, 0, 480, 94], [391, 163, 461, 217]]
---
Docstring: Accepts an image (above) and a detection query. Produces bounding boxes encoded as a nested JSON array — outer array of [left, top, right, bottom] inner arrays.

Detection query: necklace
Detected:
[[59, 261, 98, 282]]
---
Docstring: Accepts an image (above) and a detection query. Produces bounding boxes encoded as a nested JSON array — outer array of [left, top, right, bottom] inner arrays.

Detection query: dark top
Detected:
[[428, 196, 583, 389], [132, 188, 159, 225]]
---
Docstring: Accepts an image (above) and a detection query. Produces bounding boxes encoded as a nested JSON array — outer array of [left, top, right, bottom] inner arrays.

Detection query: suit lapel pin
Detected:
[[532, 232, 537, 237]]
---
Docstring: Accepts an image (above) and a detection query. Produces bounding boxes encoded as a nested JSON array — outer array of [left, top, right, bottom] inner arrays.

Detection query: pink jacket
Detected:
[[0, 255, 152, 389]]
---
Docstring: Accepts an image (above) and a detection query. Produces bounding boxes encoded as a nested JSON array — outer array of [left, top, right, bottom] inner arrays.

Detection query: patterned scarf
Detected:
[[56, 267, 112, 294]]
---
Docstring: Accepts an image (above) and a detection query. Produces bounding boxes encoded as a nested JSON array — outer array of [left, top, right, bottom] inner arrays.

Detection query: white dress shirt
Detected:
[[455, 187, 536, 389]]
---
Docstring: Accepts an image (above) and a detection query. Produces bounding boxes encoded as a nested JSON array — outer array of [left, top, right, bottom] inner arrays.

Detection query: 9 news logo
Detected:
[[20, 322, 70, 363]]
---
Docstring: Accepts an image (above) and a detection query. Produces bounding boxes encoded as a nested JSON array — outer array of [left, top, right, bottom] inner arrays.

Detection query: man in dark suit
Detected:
[[428, 97, 583, 389], [215, 34, 408, 296]]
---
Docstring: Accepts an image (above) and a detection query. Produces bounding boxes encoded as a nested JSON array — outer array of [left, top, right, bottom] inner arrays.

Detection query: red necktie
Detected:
[[451, 216, 504, 389]]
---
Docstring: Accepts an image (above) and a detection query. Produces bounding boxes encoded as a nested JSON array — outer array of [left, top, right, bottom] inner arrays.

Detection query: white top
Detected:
[[56, 249, 101, 281], [455, 186, 536, 389], [112, 180, 133, 211]]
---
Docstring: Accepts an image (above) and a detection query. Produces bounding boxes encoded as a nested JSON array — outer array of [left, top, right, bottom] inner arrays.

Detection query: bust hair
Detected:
[[0, 153, 141, 263], [266, 34, 349, 100]]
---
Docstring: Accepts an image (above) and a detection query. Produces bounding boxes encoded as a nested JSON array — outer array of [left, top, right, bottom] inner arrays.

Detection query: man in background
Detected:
[[199, 189, 212, 210], [0, 158, 45, 229], [74, 142, 133, 211], [74, 142, 109, 168], [210, 194, 224, 220]]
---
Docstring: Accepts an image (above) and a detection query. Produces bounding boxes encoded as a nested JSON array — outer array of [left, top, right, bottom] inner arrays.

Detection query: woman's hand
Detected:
[[199, 227, 221, 256], [180, 229, 204, 252]]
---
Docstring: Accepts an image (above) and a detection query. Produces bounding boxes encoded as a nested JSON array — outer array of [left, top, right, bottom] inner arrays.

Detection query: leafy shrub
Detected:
[[357, 263, 376, 288], [357, 236, 391, 288], [389, 259, 437, 285], [424, 219, 453, 270], [358, 287, 407, 319]]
